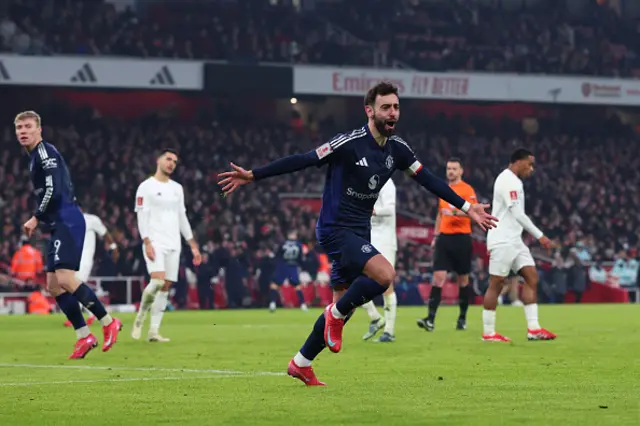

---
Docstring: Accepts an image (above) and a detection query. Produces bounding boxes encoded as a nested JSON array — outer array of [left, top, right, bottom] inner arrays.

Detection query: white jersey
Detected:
[[135, 177, 193, 251], [80, 213, 107, 265], [371, 179, 397, 251], [487, 168, 543, 249]]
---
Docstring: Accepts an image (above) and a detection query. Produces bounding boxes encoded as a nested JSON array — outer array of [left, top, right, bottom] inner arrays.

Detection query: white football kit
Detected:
[[487, 169, 544, 277], [135, 177, 194, 282], [371, 179, 397, 266], [76, 213, 108, 282]]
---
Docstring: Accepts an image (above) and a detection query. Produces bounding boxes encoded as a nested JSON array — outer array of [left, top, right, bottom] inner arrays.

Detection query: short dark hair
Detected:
[[510, 148, 533, 164], [447, 157, 463, 167], [364, 81, 399, 107], [159, 148, 179, 158]]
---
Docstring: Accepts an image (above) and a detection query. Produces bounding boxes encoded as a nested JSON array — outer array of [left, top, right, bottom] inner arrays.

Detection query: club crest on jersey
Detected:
[[385, 155, 394, 170], [368, 174, 380, 190], [361, 244, 373, 253], [510, 191, 518, 200]]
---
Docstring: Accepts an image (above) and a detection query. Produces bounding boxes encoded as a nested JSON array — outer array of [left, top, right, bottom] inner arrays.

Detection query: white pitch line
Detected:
[[0, 363, 286, 377], [0, 375, 244, 387]]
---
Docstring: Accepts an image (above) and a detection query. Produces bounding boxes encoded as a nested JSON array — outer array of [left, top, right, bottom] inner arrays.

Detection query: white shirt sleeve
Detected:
[[374, 181, 396, 217], [502, 178, 544, 239], [178, 185, 194, 242], [92, 215, 108, 238], [135, 182, 151, 240]]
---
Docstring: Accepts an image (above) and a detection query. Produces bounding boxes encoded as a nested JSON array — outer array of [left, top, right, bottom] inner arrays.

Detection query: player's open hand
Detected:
[[144, 241, 156, 261], [23, 216, 38, 238], [217, 162, 254, 196], [467, 203, 498, 231], [538, 236, 552, 250], [192, 247, 202, 266]]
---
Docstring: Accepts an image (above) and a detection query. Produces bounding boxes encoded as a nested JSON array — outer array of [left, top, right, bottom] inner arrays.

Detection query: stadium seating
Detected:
[[1, 0, 637, 75]]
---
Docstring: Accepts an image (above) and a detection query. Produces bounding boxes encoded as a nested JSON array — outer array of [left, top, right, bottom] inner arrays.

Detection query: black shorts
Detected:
[[432, 233, 472, 275]]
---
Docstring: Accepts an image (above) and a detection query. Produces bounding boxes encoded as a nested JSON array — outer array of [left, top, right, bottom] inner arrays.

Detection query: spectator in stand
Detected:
[[588, 255, 608, 285], [1, 0, 638, 75], [9, 236, 43, 291]]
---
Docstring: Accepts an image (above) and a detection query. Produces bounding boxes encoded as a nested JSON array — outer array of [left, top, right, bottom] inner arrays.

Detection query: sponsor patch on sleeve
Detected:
[[510, 191, 518, 201], [137, 196, 144, 206], [315, 142, 333, 160]]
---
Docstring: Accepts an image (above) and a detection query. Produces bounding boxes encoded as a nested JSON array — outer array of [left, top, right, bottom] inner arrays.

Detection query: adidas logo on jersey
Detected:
[[356, 157, 369, 167], [70, 63, 97, 83]]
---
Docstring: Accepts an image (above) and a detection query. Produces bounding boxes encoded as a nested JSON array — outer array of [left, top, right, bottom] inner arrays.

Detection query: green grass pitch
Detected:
[[0, 304, 638, 425]]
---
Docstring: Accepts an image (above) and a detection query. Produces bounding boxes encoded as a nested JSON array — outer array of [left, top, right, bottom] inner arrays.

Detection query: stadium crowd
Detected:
[[1, 0, 638, 76], [0, 101, 639, 303]]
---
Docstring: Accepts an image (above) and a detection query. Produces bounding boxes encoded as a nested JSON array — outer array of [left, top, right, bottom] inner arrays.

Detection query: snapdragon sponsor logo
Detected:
[[346, 188, 379, 200]]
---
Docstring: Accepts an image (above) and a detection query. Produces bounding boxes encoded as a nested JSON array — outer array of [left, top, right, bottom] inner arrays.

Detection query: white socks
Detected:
[[149, 290, 169, 334], [483, 304, 540, 335], [99, 315, 113, 327], [483, 309, 496, 335], [331, 304, 346, 319], [135, 279, 163, 325], [361, 300, 381, 321], [383, 292, 397, 335], [293, 352, 312, 367], [76, 326, 90, 339], [524, 303, 541, 330]]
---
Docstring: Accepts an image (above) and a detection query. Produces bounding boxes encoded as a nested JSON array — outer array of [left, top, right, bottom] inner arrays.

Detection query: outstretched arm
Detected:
[[393, 136, 497, 230], [219, 140, 336, 196], [252, 151, 321, 181], [410, 165, 470, 212]]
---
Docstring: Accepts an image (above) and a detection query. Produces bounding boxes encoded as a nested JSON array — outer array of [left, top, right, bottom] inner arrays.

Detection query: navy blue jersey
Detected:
[[276, 239, 304, 267], [315, 126, 421, 235], [29, 141, 81, 227]]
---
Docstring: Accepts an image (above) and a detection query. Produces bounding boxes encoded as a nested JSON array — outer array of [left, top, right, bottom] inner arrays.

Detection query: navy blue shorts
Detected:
[[316, 228, 380, 289], [46, 220, 86, 272], [272, 264, 300, 286]]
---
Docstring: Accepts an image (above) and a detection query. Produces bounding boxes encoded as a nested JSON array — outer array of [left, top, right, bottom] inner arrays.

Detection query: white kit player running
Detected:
[[132, 149, 201, 342], [63, 210, 118, 328], [361, 179, 398, 342], [483, 148, 556, 342]]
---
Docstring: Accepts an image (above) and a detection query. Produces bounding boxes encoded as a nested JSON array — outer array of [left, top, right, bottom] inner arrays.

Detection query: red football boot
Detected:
[[527, 328, 557, 341], [68, 334, 98, 359], [86, 316, 96, 326], [482, 332, 512, 342], [102, 318, 123, 352], [323, 303, 345, 353], [287, 360, 326, 386], [63, 320, 72, 327]]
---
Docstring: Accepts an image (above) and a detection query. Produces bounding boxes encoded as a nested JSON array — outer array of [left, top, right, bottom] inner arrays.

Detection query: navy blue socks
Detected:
[[335, 276, 387, 316], [73, 283, 108, 320], [55, 293, 86, 330]]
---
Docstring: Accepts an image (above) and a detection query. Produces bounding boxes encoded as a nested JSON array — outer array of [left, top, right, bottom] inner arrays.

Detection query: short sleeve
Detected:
[[135, 182, 148, 212]]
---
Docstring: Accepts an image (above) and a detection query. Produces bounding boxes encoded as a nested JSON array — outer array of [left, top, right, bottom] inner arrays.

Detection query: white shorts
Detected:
[[376, 245, 397, 267], [143, 246, 180, 282], [489, 243, 535, 277], [75, 261, 93, 283]]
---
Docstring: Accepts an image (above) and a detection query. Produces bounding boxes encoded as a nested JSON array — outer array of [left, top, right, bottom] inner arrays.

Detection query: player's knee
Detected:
[[432, 271, 447, 286], [376, 266, 395, 288]]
